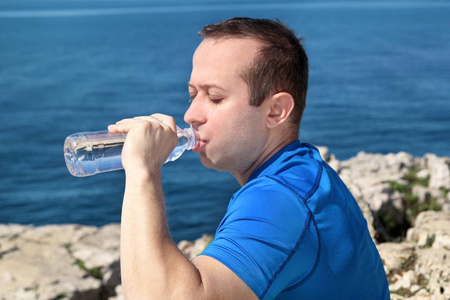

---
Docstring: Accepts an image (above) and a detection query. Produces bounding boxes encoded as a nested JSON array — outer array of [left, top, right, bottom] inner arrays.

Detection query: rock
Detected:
[[444, 193, 450, 213], [317, 146, 341, 172], [108, 285, 124, 300], [337, 152, 413, 218], [0, 223, 212, 299], [0, 224, 119, 300], [1, 150, 450, 299], [316, 146, 331, 162], [177, 234, 214, 261], [406, 211, 450, 249], [332, 150, 450, 243], [414, 247, 450, 299], [377, 242, 415, 276], [384, 211, 450, 299], [358, 200, 378, 243], [425, 154, 450, 189], [70, 223, 121, 292], [389, 269, 415, 291], [412, 185, 431, 205], [339, 151, 414, 182], [416, 169, 430, 180]]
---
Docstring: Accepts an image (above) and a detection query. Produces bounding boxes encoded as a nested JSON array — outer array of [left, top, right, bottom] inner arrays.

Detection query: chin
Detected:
[[199, 153, 228, 172]]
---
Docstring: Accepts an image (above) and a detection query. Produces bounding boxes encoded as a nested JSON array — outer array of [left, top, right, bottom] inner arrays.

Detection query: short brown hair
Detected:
[[199, 17, 308, 126]]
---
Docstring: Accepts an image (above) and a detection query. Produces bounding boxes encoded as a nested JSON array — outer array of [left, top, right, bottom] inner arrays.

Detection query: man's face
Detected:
[[184, 38, 269, 175]]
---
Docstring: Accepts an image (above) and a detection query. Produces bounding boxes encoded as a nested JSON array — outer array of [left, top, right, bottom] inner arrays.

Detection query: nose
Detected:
[[184, 99, 206, 126]]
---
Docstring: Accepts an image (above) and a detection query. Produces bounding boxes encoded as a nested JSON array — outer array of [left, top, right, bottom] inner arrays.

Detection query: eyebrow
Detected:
[[188, 83, 227, 92]]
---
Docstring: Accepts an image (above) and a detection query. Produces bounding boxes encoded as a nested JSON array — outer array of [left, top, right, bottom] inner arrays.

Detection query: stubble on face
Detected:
[[188, 38, 270, 179]]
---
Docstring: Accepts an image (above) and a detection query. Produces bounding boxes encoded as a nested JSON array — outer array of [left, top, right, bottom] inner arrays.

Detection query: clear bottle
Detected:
[[64, 126, 198, 177]]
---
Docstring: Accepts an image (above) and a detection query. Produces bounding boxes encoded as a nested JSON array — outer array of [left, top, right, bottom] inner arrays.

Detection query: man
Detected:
[[108, 18, 390, 299]]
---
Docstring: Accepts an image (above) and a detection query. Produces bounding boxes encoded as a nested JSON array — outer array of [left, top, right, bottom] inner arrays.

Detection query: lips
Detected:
[[192, 138, 206, 152], [190, 127, 206, 152]]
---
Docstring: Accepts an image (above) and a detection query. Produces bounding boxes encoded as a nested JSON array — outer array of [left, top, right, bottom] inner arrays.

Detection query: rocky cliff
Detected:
[[1, 149, 449, 300]]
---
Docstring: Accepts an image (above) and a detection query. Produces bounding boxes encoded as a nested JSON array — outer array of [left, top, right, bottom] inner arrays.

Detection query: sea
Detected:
[[1, 0, 449, 242]]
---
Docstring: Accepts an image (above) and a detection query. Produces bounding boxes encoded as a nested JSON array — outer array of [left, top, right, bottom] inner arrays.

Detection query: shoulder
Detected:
[[220, 176, 314, 251], [203, 175, 320, 298], [231, 175, 310, 220], [250, 142, 328, 202]]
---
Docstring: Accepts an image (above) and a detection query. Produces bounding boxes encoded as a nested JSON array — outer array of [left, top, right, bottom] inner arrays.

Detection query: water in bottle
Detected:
[[64, 126, 198, 177]]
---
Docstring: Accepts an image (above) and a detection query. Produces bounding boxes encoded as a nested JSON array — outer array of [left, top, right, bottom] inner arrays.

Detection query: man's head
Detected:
[[184, 18, 308, 184], [198, 17, 309, 127]]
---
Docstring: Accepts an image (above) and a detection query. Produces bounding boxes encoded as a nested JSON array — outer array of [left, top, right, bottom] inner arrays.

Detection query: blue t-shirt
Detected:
[[201, 142, 390, 299]]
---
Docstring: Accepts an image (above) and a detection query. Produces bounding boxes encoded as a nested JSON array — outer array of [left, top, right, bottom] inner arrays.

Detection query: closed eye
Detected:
[[189, 94, 197, 102], [209, 95, 224, 104]]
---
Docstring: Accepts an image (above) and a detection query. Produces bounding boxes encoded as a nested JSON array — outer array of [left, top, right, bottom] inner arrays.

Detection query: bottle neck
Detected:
[[185, 127, 199, 150]]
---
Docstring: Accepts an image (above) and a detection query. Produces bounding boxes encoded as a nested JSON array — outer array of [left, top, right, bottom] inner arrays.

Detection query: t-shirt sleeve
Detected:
[[200, 178, 319, 299]]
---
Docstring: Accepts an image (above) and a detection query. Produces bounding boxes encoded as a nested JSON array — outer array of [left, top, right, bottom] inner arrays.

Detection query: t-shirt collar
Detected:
[[247, 140, 300, 183]]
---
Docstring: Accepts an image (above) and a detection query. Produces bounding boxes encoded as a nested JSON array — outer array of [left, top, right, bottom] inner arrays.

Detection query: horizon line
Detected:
[[1, 1, 449, 19]]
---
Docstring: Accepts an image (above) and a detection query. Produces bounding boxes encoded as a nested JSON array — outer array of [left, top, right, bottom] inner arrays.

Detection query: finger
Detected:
[[108, 123, 133, 133], [108, 118, 134, 130], [108, 115, 176, 134], [127, 114, 177, 133], [108, 117, 167, 135], [108, 116, 151, 132], [115, 117, 148, 125], [108, 118, 147, 133], [150, 113, 177, 132]]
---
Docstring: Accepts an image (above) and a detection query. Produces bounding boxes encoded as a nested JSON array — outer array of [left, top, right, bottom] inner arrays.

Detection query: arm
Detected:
[[108, 114, 258, 300]]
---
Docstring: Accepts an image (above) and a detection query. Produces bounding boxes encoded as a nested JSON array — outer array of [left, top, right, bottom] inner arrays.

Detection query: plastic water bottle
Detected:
[[64, 126, 198, 177]]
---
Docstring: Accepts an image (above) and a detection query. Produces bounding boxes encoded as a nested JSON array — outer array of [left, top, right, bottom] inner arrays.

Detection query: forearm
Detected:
[[113, 115, 255, 299], [120, 171, 203, 299]]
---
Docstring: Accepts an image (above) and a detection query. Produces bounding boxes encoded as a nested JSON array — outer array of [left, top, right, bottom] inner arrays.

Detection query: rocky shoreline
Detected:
[[1, 149, 449, 300]]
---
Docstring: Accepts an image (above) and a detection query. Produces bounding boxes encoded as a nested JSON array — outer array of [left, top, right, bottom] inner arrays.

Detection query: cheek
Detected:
[[229, 112, 266, 151], [206, 107, 238, 136], [207, 100, 265, 147]]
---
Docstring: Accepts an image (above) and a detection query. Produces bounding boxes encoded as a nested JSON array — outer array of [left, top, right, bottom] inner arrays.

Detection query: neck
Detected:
[[231, 132, 298, 187]]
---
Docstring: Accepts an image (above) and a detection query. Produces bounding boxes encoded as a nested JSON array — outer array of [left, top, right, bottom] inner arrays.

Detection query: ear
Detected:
[[266, 92, 295, 129]]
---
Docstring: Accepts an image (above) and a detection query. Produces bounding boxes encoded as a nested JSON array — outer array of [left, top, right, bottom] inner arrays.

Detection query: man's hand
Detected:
[[108, 114, 178, 176]]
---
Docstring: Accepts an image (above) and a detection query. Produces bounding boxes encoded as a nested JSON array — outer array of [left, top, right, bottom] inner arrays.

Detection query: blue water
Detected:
[[1, 0, 449, 241]]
